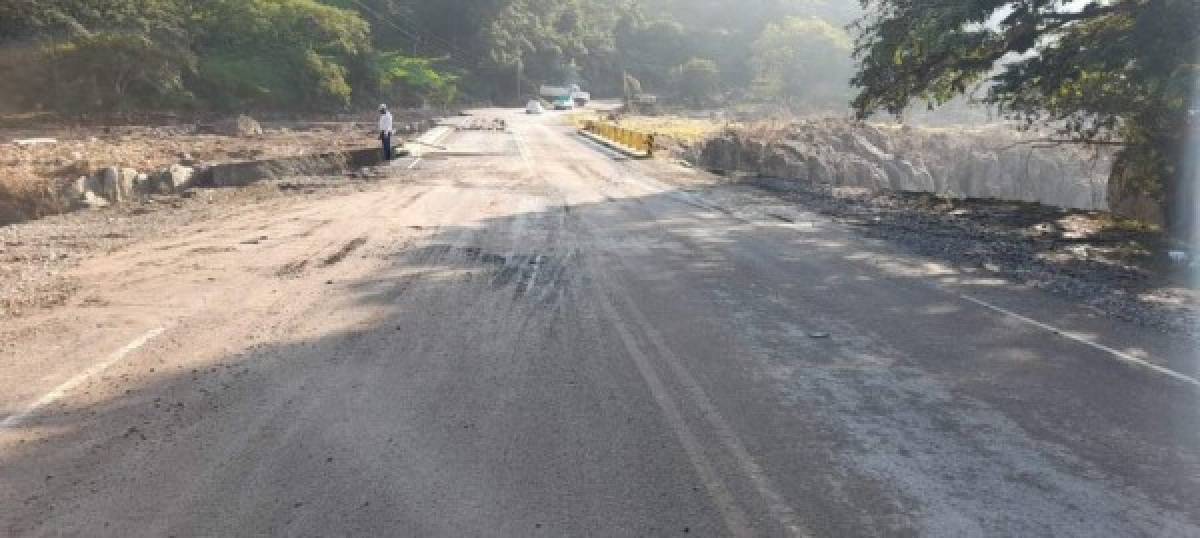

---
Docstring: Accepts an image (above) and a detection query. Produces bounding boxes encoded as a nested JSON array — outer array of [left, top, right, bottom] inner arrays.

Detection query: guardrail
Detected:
[[581, 121, 654, 157]]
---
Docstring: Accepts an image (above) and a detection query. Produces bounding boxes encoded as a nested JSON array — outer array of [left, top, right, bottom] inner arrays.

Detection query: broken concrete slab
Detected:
[[200, 148, 392, 188], [12, 138, 57, 148]]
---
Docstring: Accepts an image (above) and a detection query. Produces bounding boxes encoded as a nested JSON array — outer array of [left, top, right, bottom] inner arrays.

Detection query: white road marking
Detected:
[[513, 128, 533, 169], [629, 163, 1200, 390], [956, 293, 1200, 388], [1, 327, 166, 429], [406, 157, 422, 170], [593, 287, 754, 537], [609, 279, 812, 537]]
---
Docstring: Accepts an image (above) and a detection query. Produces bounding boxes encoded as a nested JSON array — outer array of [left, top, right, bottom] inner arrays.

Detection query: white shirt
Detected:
[[378, 112, 393, 135]]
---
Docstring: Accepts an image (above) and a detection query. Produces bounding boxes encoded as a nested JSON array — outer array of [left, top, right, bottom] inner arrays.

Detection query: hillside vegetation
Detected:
[[0, 0, 861, 116]]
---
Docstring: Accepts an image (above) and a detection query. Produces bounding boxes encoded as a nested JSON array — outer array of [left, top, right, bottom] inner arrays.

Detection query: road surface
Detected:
[[2, 109, 1198, 537]]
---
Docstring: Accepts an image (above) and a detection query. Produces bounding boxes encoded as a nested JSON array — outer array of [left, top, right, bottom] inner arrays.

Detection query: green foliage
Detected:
[[44, 32, 196, 115], [190, 0, 372, 110], [751, 16, 853, 108], [0, 0, 460, 113], [375, 53, 459, 108], [480, 0, 609, 98], [0, 0, 866, 113], [615, 13, 691, 92], [0, 0, 188, 40], [619, 0, 863, 95], [851, 0, 1200, 233], [672, 57, 721, 106]]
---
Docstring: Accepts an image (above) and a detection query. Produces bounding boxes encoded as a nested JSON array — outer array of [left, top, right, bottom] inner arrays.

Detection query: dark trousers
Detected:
[[381, 132, 393, 161]]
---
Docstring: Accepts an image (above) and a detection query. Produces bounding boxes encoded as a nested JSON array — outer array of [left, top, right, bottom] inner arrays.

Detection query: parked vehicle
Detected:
[[552, 95, 574, 110], [526, 100, 545, 114], [633, 93, 658, 105], [572, 91, 591, 107], [539, 85, 570, 99]]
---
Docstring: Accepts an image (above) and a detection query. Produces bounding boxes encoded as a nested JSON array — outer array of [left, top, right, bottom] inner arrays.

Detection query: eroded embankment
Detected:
[[692, 120, 1112, 212], [0, 115, 436, 226]]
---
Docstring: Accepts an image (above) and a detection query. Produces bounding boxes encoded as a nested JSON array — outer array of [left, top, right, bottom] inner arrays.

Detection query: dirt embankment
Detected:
[[0, 113, 437, 225], [0, 111, 441, 318], [691, 120, 1112, 212]]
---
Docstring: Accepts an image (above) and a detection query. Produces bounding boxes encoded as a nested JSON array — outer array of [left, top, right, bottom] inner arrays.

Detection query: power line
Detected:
[[342, 0, 476, 67]]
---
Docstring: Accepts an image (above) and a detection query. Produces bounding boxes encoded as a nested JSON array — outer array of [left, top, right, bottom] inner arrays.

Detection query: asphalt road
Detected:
[[2, 109, 1198, 537]]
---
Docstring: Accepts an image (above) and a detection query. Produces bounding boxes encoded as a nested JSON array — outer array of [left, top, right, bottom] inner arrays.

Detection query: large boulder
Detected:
[[62, 175, 89, 201], [118, 168, 139, 200], [95, 167, 122, 203], [142, 164, 195, 194], [81, 190, 109, 209], [172, 164, 195, 190]]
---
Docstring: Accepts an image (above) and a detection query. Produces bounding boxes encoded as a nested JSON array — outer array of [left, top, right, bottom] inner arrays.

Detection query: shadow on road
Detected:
[[3, 185, 1199, 536]]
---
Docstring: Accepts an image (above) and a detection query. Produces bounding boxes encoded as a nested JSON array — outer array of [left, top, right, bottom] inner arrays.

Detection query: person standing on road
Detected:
[[378, 104, 394, 161]]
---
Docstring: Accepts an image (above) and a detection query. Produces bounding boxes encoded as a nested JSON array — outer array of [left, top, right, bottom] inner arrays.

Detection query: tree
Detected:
[[375, 52, 459, 108], [190, 0, 373, 110], [751, 16, 853, 109], [672, 57, 720, 106], [615, 12, 691, 92], [851, 0, 1200, 234], [45, 32, 195, 115]]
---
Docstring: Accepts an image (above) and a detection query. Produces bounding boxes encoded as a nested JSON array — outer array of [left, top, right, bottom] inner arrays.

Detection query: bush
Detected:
[[190, 0, 372, 111], [750, 17, 853, 109], [40, 33, 195, 116], [671, 57, 720, 106]]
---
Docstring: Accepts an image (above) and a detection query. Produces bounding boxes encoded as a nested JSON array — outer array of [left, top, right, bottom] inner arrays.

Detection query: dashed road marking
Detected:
[[1, 327, 166, 429]]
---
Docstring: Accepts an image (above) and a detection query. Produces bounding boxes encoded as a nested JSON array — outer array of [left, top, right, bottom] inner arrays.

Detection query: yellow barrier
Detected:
[[582, 121, 654, 156]]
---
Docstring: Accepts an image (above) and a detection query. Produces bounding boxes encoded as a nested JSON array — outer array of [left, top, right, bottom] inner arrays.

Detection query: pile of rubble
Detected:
[[457, 117, 507, 131], [0, 114, 435, 224], [63, 163, 197, 209]]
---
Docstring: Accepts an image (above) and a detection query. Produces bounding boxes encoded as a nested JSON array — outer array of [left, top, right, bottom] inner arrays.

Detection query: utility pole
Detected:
[[516, 59, 523, 104], [622, 69, 629, 107]]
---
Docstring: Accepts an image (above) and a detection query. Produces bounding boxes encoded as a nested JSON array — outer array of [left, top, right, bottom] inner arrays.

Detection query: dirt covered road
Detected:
[[2, 109, 1199, 536]]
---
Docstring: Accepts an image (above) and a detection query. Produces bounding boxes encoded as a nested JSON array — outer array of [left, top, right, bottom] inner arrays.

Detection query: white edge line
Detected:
[[957, 294, 1200, 388], [732, 181, 1198, 390], [1, 327, 166, 429]]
